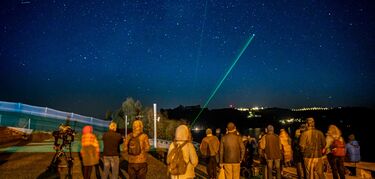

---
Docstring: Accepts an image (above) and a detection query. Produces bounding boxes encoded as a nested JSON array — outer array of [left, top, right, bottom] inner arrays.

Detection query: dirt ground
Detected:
[[0, 151, 168, 179]]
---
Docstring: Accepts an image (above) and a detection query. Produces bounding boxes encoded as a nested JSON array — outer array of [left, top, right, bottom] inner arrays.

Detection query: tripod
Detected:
[[49, 142, 74, 179]]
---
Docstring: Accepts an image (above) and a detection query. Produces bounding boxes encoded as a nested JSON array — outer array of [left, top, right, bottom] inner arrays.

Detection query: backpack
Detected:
[[128, 133, 142, 156], [167, 141, 188, 175], [332, 139, 346, 157]]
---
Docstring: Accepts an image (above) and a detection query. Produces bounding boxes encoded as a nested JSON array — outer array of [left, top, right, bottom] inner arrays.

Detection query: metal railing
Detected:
[[0, 101, 110, 132]]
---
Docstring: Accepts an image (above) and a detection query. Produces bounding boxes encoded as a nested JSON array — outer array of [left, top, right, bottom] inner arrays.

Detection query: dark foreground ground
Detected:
[[0, 152, 169, 179], [0, 127, 367, 179]]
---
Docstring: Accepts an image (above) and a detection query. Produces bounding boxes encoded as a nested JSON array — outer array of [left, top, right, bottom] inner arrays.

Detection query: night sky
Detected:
[[1, 0, 374, 119]]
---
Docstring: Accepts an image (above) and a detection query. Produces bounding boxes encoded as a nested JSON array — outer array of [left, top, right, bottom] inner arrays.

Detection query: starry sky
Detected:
[[1, 0, 374, 119]]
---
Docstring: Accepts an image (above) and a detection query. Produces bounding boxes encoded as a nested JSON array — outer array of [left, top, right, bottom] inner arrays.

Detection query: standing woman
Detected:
[[167, 124, 198, 179], [325, 125, 346, 179], [279, 129, 293, 167], [80, 125, 100, 179]]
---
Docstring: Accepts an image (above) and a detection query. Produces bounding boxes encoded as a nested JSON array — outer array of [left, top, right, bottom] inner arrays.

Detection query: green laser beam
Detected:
[[191, 34, 255, 126]]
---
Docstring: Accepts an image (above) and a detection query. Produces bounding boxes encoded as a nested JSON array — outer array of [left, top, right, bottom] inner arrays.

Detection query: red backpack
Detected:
[[331, 139, 346, 157]]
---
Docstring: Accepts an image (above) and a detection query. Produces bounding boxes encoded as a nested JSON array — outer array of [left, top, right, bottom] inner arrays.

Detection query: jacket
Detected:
[[220, 131, 245, 163], [200, 134, 220, 157], [123, 120, 150, 163], [80, 126, 100, 166], [346, 140, 360, 162], [260, 133, 282, 160], [279, 132, 293, 161], [102, 130, 123, 156], [299, 127, 326, 158], [168, 125, 198, 179]]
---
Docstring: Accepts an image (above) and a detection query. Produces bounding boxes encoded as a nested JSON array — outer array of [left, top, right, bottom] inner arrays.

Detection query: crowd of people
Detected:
[[196, 117, 361, 179], [79, 119, 150, 179], [74, 116, 361, 179]]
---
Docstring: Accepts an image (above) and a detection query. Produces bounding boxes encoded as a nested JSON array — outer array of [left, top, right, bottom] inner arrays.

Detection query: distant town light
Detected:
[[291, 107, 330, 111]]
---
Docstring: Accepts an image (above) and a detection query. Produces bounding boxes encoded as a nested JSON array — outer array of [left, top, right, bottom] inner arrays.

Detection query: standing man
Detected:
[[123, 119, 150, 179], [200, 128, 220, 179], [219, 122, 245, 179], [102, 122, 123, 179], [259, 125, 282, 179], [299, 118, 326, 179]]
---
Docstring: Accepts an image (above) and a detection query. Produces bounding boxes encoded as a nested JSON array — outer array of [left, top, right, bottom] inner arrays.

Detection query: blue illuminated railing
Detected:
[[0, 101, 110, 128]]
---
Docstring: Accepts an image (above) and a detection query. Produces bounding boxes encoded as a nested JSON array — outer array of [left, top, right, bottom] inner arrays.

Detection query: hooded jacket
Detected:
[[346, 140, 360, 162], [123, 120, 150, 163], [167, 125, 198, 179], [80, 125, 100, 166], [279, 130, 293, 162]]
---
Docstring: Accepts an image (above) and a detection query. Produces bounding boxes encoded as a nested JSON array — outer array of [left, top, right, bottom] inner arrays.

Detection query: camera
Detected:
[[47, 122, 75, 178], [53, 124, 75, 150]]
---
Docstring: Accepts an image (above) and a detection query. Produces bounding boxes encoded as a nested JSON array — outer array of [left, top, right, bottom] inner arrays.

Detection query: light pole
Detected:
[[125, 115, 128, 138], [153, 103, 157, 148]]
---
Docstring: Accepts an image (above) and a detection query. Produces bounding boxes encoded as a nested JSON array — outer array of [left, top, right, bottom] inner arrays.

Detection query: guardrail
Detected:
[[0, 101, 201, 149], [0, 101, 110, 129], [149, 139, 200, 150]]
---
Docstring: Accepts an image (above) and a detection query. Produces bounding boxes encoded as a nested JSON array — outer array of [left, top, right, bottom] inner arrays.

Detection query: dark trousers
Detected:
[[83, 165, 100, 179], [128, 163, 148, 179], [296, 161, 307, 179], [83, 166, 93, 179], [328, 154, 346, 179], [206, 156, 218, 179]]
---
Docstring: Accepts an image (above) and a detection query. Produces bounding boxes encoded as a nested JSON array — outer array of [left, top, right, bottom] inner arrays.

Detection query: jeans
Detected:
[[102, 156, 120, 179], [266, 159, 281, 179], [328, 154, 346, 179], [128, 163, 148, 179], [84, 165, 101, 179], [83, 166, 93, 179], [223, 163, 240, 179]]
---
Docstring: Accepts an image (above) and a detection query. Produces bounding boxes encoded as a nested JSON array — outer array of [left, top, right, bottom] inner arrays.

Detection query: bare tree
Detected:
[[121, 97, 143, 129]]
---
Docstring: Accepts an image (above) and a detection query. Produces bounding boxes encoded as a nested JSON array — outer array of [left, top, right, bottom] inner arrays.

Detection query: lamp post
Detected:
[[153, 103, 157, 148], [125, 115, 128, 138]]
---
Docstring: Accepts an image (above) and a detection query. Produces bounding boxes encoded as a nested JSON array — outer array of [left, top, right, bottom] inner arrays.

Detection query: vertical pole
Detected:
[[125, 115, 128, 138], [28, 118, 31, 129], [44, 107, 48, 117], [153, 103, 157, 148], [90, 117, 93, 124]]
